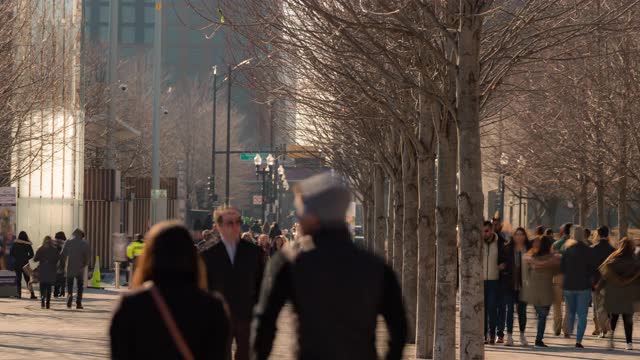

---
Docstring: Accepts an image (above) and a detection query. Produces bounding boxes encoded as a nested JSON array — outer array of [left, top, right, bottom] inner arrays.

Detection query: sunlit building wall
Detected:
[[13, 1, 84, 248]]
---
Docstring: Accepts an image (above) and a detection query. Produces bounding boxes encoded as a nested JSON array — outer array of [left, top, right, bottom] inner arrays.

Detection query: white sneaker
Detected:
[[519, 333, 529, 347], [505, 333, 514, 346], [626, 343, 633, 351]]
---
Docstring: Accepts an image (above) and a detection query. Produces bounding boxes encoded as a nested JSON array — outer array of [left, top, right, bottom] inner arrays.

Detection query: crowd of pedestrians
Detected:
[[109, 172, 406, 360], [3, 228, 90, 309], [484, 218, 640, 350]]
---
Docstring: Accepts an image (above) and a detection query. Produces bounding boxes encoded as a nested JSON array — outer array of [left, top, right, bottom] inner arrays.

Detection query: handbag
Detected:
[[150, 285, 195, 360], [22, 261, 39, 288]]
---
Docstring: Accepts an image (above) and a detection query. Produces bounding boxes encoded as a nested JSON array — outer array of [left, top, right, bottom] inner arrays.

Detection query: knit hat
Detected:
[[296, 172, 351, 224]]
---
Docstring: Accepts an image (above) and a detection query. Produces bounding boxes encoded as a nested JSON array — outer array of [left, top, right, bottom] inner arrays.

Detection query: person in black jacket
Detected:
[[201, 206, 264, 360], [492, 215, 508, 343], [110, 221, 230, 360], [34, 236, 60, 309], [53, 231, 67, 297], [591, 225, 615, 337], [267, 222, 282, 242], [499, 227, 532, 346], [251, 172, 407, 360], [560, 225, 596, 348], [10, 231, 35, 299]]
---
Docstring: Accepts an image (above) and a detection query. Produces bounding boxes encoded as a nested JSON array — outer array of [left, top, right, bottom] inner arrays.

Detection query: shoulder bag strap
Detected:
[[149, 285, 195, 360]]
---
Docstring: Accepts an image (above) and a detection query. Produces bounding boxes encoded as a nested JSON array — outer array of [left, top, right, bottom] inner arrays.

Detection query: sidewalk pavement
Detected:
[[0, 286, 637, 359]]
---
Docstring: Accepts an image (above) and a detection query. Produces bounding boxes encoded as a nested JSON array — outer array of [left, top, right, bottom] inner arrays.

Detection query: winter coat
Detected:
[[61, 237, 91, 277], [110, 276, 230, 360], [34, 245, 60, 284], [9, 239, 34, 269], [201, 239, 265, 321], [500, 242, 530, 292], [55, 239, 66, 275], [252, 226, 407, 360], [591, 239, 615, 282], [268, 227, 282, 241], [561, 240, 596, 291], [482, 233, 504, 281], [600, 255, 640, 314], [521, 254, 560, 306]]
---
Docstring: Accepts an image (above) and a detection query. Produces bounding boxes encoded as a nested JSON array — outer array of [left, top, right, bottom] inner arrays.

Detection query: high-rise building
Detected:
[[83, 1, 277, 212]]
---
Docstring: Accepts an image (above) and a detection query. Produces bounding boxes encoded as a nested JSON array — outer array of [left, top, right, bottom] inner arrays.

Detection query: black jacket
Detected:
[[252, 227, 407, 360], [500, 240, 531, 292], [592, 239, 615, 282], [110, 277, 230, 360], [561, 240, 596, 290], [10, 239, 34, 269], [201, 239, 264, 321], [34, 245, 60, 284]]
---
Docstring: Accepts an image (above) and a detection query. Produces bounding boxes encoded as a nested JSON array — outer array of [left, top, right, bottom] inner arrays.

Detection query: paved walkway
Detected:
[[0, 285, 637, 359]]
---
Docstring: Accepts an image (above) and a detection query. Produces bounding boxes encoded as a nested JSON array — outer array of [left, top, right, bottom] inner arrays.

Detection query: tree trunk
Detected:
[[374, 164, 386, 257], [618, 172, 628, 239], [596, 176, 606, 227], [578, 178, 589, 226], [363, 200, 372, 249], [457, 1, 485, 359], [392, 174, 404, 278], [434, 110, 458, 360], [416, 109, 436, 358], [402, 138, 419, 344], [617, 125, 629, 239], [387, 178, 394, 263]]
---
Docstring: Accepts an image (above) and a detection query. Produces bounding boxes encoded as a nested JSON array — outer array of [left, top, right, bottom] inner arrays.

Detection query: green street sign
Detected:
[[240, 153, 266, 161]]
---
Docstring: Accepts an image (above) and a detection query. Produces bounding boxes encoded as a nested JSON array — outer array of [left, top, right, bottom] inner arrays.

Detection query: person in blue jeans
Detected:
[[492, 216, 508, 343], [560, 225, 596, 348], [522, 235, 560, 347], [483, 221, 505, 345], [500, 227, 532, 346]]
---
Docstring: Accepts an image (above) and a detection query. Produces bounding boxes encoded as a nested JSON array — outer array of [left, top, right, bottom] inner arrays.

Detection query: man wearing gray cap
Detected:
[[251, 172, 407, 360]]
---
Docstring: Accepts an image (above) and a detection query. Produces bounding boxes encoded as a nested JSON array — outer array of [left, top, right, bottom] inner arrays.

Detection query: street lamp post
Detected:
[[210, 66, 218, 207], [150, 0, 164, 225], [498, 153, 509, 220], [225, 64, 232, 205]]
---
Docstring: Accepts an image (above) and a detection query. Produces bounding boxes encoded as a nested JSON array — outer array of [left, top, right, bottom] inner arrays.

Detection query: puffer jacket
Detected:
[[9, 239, 34, 269]]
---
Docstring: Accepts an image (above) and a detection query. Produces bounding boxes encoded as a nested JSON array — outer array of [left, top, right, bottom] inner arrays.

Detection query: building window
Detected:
[[144, 5, 156, 24], [167, 49, 180, 65], [99, 5, 110, 23], [99, 24, 109, 41], [167, 7, 180, 25], [143, 27, 154, 44], [120, 47, 136, 59], [121, 25, 136, 44], [121, 4, 136, 23], [167, 26, 181, 44]]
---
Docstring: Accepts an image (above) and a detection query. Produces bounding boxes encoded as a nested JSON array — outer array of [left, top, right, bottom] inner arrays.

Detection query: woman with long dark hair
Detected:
[[10, 231, 35, 299], [500, 227, 532, 346], [522, 236, 560, 347], [110, 221, 230, 359], [34, 236, 60, 309], [598, 237, 640, 350]]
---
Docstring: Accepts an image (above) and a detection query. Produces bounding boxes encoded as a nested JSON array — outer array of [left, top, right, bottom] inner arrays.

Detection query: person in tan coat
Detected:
[[522, 235, 561, 347]]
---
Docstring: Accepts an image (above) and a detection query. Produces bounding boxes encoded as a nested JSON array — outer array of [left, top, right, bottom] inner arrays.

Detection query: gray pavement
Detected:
[[0, 285, 637, 359]]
